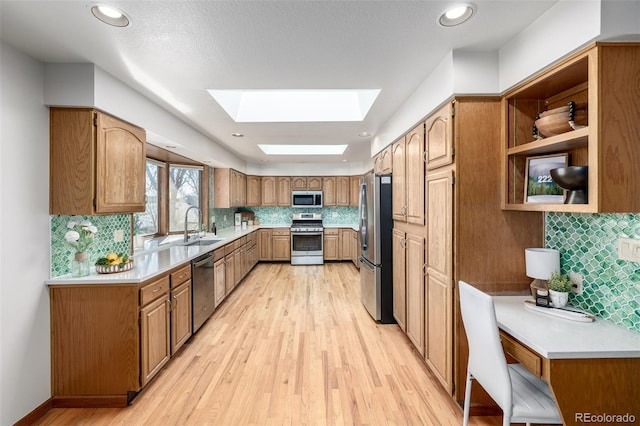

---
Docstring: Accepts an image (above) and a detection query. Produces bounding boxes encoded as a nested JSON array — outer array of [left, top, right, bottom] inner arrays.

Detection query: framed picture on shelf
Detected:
[[524, 153, 568, 203]]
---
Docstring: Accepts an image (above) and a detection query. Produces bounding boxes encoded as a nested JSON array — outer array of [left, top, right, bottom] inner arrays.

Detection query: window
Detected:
[[134, 160, 163, 237], [169, 165, 202, 233]]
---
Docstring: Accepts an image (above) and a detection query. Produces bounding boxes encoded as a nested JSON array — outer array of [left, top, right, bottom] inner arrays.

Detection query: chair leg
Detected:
[[463, 372, 473, 426]]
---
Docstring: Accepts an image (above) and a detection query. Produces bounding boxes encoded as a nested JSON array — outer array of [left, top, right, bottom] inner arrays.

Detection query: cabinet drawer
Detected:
[[224, 243, 234, 256], [233, 237, 246, 250], [500, 331, 542, 378], [247, 231, 257, 244], [170, 265, 191, 288], [140, 276, 170, 306], [324, 228, 339, 236], [272, 228, 290, 236], [213, 249, 225, 262]]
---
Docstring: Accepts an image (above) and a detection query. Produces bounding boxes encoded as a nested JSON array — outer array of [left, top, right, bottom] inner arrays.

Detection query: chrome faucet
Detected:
[[184, 206, 202, 243]]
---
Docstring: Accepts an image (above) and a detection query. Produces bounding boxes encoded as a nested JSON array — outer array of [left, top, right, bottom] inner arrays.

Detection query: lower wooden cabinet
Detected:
[[225, 250, 235, 294], [141, 291, 171, 386], [214, 254, 226, 308], [258, 229, 272, 260], [170, 280, 192, 355], [272, 229, 291, 261], [392, 228, 407, 331], [324, 229, 339, 260]]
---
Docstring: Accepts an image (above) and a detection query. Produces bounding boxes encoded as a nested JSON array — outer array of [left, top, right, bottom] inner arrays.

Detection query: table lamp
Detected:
[[525, 248, 560, 306]]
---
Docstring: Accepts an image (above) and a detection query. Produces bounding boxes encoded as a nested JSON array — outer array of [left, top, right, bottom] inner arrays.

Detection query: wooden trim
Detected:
[[52, 395, 129, 408], [14, 398, 53, 426]]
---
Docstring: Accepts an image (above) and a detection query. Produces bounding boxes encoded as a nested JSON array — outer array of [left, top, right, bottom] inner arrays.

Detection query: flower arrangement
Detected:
[[64, 219, 98, 253], [548, 270, 572, 292]]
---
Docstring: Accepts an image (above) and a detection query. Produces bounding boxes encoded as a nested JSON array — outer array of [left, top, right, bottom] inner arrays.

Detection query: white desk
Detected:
[[493, 296, 640, 426]]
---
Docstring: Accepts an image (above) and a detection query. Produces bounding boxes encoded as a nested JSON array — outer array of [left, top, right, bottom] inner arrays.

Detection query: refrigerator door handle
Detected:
[[359, 256, 375, 271], [359, 183, 368, 251]]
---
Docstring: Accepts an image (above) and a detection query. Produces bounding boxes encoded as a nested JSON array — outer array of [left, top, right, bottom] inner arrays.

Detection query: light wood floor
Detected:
[[36, 263, 501, 425]]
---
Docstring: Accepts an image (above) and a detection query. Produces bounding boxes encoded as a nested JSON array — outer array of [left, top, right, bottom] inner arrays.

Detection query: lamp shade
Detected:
[[525, 248, 560, 280]]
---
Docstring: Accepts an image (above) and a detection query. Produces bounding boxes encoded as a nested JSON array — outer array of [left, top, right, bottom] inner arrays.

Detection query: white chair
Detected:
[[458, 281, 562, 426]]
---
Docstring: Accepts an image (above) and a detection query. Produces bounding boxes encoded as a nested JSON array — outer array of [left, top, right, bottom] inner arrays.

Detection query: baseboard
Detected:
[[13, 397, 53, 426], [52, 395, 129, 408]]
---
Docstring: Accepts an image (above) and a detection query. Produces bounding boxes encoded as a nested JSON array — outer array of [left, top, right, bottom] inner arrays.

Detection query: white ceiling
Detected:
[[0, 0, 557, 166]]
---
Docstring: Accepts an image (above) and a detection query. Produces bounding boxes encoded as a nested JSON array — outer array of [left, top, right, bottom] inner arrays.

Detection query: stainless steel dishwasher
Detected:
[[191, 252, 215, 332]]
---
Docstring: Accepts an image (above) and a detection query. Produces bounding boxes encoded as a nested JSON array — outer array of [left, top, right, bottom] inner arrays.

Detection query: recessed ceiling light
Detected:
[[91, 4, 130, 27], [439, 3, 476, 27], [359, 132, 371, 137], [258, 145, 348, 156], [208, 89, 380, 123], [232, 133, 244, 137], [165, 145, 177, 149]]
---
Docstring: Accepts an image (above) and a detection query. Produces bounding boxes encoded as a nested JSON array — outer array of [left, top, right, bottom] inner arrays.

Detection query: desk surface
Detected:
[[493, 296, 640, 359]]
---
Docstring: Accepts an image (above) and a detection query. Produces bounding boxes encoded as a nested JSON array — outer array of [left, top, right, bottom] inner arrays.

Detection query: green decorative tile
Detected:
[[50, 214, 131, 277], [546, 212, 640, 334]]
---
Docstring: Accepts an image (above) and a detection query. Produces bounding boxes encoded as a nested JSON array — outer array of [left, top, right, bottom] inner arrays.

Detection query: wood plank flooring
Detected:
[[35, 263, 501, 425]]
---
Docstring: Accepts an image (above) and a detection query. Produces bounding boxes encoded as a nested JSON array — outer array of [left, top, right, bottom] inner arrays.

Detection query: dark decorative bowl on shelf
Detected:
[[550, 166, 588, 204]]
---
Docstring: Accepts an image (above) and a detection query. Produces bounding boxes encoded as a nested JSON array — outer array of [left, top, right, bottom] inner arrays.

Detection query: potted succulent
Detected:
[[547, 271, 572, 308]]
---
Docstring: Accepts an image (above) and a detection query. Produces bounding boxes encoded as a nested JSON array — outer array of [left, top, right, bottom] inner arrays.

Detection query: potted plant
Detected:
[[548, 271, 572, 307]]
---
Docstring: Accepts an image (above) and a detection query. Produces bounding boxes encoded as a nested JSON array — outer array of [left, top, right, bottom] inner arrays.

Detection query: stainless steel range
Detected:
[[290, 213, 324, 265]]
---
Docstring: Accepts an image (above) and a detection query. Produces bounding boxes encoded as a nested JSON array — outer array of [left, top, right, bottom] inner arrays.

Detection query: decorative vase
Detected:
[[71, 252, 90, 277], [549, 289, 569, 308]]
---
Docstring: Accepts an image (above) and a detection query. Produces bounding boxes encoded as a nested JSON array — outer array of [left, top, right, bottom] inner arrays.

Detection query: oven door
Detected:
[[290, 231, 324, 265]]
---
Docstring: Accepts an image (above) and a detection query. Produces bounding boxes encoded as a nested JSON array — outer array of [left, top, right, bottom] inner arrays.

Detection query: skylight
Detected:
[[258, 145, 348, 156], [208, 89, 380, 122]]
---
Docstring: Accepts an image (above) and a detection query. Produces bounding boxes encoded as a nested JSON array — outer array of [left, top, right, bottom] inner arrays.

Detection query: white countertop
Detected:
[[46, 225, 263, 285], [493, 295, 640, 359]]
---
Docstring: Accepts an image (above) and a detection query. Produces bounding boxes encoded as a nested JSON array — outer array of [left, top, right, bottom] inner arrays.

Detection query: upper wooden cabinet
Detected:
[[336, 176, 350, 206], [214, 168, 247, 208], [307, 176, 323, 190], [392, 122, 426, 225], [246, 175, 261, 206], [276, 176, 291, 206], [323, 176, 337, 206], [502, 43, 640, 213], [392, 136, 406, 221], [291, 176, 322, 191], [350, 175, 361, 207], [425, 103, 454, 170], [261, 176, 277, 206], [374, 145, 393, 174], [50, 108, 146, 215]]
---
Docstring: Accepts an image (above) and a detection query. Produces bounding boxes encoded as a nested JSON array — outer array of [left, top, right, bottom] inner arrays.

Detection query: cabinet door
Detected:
[[336, 176, 350, 206], [258, 229, 273, 260], [425, 102, 453, 170], [277, 177, 291, 206], [170, 281, 192, 355], [406, 122, 425, 225], [141, 295, 170, 386], [307, 176, 322, 190], [291, 177, 307, 190], [233, 248, 242, 285], [339, 228, 351, 260], [272, 236, 291, 260], [350, 176, 361, 207], [406, 233, 425, 356], [380, 146, 393, 173], [225, 254, 235, 294], [392, 138, 406, 221], [261, 176, 277, 206], [246, 175, 262, 206], [392, 229, 406, 331], [425, 169, 454, 393], [238, 172, 247, 206], [323, 234, 339, 260], [323, 176, 337, 206], [95, 112, 146, 214], [214, 258, 226, 308]]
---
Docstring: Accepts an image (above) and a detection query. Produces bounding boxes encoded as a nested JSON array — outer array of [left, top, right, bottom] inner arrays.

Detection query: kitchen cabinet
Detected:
[[140, 284, 171, 387], [246, 175, 261, 206], [258, 229, 273, 260], [272, 229, 291, 261], [501, 43, 640, 213], [391, 137, 406, 221], [425, 103, 454, 170], [351, 229, 360, 268], [49, 108, 146, 215], [392, 229, 406, 331], [292, 176, 322, 190], [350, 175, 361, 207], [339, 228, 352, 260], [261, 176, 277, 206], [424, 169, 454, 393], [323, 176, 337, 206], [224, 245, 235, 295], [336, 176, 350, 206], [214, 168, 247, 208], [277, 176, 291, 206], [324, 228, 339, 260], [373, 145, 393, 174], [233, 237, 245, 285], [170, 265, 192, 355], [214, 251, 226, 308]]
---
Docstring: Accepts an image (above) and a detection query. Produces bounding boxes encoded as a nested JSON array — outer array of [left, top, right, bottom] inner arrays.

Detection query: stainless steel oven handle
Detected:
[[291, 232, 324, 236]]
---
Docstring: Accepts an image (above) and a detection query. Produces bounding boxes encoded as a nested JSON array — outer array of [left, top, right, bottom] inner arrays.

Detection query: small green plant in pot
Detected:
[[548, 271, 572, 307]]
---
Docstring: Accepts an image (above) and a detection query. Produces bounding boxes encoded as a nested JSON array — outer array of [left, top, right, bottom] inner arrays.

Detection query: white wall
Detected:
[[246, 161, 371, 176], [0, 42, 52, 425]]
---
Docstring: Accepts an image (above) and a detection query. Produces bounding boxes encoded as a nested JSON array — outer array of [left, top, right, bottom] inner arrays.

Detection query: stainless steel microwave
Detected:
[[291, 191, 323, 208]]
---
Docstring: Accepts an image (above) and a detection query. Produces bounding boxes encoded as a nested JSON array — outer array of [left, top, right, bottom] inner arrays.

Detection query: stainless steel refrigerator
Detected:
[[358, 172, 395, 323]]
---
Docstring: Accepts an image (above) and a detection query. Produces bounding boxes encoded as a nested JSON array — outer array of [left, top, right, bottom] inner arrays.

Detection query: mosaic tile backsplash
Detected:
[[244, 206, 358, 226], [546, 212, 640, 333], [50, 214, 131, 277]]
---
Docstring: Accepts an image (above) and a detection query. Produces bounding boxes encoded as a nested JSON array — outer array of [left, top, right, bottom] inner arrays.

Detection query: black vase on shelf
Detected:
[[550, 166, 588, 204]]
